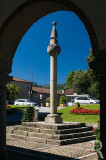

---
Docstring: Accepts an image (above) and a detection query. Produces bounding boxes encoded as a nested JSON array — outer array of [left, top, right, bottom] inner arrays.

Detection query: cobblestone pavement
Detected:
[[6, 126, 98, 160]]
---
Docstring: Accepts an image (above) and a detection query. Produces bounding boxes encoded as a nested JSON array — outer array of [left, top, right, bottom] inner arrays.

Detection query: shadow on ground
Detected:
[[6, 111, 50, 125], [38, 112, 49, 121], [7, 145, 79, 160], [38, 112, 63, 121]]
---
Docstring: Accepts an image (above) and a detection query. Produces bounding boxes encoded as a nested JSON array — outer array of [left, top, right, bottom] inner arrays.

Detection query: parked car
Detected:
[[74, 96, 100, 104], [14, 99, 38, 106]]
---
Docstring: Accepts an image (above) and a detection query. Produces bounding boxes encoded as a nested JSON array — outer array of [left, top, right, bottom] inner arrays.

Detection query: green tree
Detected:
[[65, 69, 99, 99], [21, 106, 34, 122], [72, 69, 91, 93], [86, 49, 100, 99], [34, 82, 38, 87], [46, 97, 50, 103], [72, 69, 100, 99], [86, 48, 96, 64], [32, 82, 38, 87], [60, 96, 66, 104], [65, 71, 75, 89], [72, 70, 90, 94], [65, 69, 81, 89], [88, 81, 100, 99], [6, 84, 21, 100], [65, 49, 100, 99]]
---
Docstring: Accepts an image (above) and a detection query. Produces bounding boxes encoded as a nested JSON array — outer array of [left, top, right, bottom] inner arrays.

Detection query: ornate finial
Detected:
[[52, 21, 57, 26], [50, 21, 58, 42], [47, 22, 61, 56]]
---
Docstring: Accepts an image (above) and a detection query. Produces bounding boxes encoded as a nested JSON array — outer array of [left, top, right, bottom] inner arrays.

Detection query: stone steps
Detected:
[[7, 129, 94, 140], [7, 125, 93, 135], [6, 122, 96, 146], [21, 122, 86, 129], [47, 135, 96, 145], [7, 133, 96, 146]]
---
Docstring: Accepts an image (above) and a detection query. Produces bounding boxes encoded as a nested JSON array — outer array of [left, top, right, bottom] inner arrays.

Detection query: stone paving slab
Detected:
[[37, 141, 96, 158]]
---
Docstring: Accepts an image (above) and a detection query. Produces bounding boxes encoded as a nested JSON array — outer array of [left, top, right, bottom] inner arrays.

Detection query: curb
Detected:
[[77, 152, 98, 159]]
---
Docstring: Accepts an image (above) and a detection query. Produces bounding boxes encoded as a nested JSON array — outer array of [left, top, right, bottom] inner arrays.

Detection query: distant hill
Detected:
[[57, 83, 66, 90], [41, 83, 66, 91]]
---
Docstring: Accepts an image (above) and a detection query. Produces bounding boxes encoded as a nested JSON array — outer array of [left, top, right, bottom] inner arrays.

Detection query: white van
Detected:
[[74, 96, 100, 104]]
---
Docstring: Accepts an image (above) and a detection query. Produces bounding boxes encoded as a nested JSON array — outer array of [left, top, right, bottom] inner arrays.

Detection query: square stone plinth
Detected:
[[45, 115, 62, 124]]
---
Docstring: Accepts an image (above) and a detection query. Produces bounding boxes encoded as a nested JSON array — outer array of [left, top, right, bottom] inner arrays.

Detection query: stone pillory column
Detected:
[[45, 22, 62, 124]]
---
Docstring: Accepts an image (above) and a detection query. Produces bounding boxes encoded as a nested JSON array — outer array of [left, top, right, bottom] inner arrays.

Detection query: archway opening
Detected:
[[8, 11, 99, 122], [0, 1, 103, 159]]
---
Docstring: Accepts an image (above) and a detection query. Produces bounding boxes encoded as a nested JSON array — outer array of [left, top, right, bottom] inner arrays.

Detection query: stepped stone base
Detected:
[[6, 121, 96, 146]]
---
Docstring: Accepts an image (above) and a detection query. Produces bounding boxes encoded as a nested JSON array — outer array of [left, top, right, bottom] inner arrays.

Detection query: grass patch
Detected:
[[57, 104, 100, 123]]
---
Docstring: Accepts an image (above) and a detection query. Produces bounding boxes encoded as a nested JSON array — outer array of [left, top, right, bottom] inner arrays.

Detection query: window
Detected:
[[84, 97, 89, 100], [16, 100, 20, 102], [77, 97, 84, 100]]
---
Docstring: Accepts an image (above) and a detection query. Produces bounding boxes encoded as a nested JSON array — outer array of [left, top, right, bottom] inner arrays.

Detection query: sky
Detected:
[[10, 11, 91, 85]]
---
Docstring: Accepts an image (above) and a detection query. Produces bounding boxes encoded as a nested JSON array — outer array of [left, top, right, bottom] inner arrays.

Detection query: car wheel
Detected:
[[90, 102, 93, 104]]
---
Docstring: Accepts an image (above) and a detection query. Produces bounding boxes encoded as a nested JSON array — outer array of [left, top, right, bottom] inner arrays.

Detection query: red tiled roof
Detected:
[[32, 87, 63, 95], [12, 77, 33, 83], [32, 87, 50, 94]]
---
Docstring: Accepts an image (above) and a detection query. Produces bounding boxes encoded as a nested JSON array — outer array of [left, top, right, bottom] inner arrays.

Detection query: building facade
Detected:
[[7, 77, 63, 105], [32, 87, 63, 106], [7, 77, 32, 100]]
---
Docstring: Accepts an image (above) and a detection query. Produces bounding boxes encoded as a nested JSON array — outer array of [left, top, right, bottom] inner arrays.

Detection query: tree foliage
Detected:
[[86, 48, 96, 64], [46, 97, 50, 103], [60, 96, 66, 104], [32, 82, 42, 88], [65, 69, 99, 99], [65, 49, 100, 99], [6, 84, 21, 100], [65, 71, 75, 89], [21, 106, 34, 122]]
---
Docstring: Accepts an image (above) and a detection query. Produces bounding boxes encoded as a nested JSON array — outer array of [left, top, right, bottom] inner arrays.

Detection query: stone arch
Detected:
[[0, 0, 106, 159], [0, 0, 98, 75]]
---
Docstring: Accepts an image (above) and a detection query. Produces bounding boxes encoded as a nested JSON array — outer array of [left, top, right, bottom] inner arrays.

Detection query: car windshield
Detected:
[[26, 99, 30, 102]]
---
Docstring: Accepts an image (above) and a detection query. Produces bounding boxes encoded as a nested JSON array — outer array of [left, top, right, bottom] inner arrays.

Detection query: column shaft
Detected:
[[50, 55, 57, 114]]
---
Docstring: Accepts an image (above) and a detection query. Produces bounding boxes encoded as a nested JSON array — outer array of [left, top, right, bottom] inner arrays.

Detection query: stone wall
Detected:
[[32, 92, 61, 106], [31, 92, 49, 106], [8, 81, 32, 100]]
